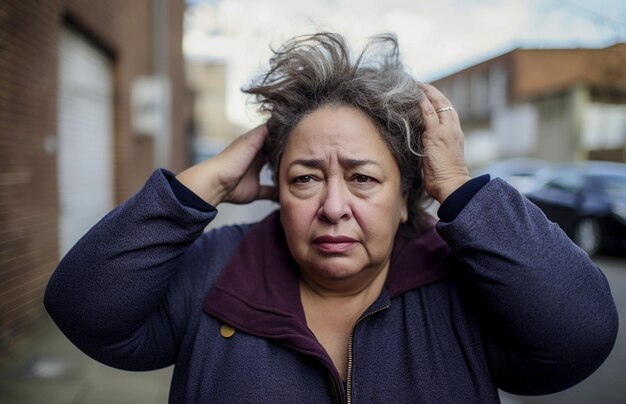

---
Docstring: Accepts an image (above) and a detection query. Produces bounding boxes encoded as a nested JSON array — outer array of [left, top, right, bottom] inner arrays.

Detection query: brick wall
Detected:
[[0, 0, 188, 348]]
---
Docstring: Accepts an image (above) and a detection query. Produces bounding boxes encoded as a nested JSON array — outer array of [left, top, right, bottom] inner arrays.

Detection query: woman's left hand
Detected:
[[418, 83, 471, 204]]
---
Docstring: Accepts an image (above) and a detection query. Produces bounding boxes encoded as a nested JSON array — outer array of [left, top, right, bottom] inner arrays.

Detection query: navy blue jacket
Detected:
[[45, 170, 618, 403]]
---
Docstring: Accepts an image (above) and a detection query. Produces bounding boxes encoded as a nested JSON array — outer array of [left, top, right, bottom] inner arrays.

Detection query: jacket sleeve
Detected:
[[436, 178, 618, 395], [44, 169, 238, 371]]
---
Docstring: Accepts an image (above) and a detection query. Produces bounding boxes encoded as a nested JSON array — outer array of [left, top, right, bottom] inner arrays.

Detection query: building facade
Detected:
[[0, 0, 188, 347], [431, 44, 626, 169], [186, 60, 236, 162]]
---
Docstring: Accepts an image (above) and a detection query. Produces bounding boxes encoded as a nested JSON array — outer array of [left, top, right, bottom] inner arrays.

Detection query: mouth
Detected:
[[312, 235, 358, 253]]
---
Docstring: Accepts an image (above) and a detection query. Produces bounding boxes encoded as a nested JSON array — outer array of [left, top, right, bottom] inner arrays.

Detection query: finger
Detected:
[[419, 83, 458, 125], [245, 123, 269, 146], [417, 87, 441, 128], [419, 83, 451, 109], [241, 124, 269, 155], [223, 124, 269, 165]]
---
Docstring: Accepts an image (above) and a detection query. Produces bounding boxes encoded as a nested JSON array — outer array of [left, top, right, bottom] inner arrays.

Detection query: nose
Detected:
[[318, 179, 352, 224]]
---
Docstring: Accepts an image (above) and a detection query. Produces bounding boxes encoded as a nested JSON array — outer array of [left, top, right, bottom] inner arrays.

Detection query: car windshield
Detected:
[[593, 174, 626, 198]]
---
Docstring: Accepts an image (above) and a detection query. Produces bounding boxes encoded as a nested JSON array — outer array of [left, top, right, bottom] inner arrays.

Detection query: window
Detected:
[[489, 65, 507, 109], [470, 70, 489, 116], [545, 175, 584, 193], [451, 76, 469, 117]]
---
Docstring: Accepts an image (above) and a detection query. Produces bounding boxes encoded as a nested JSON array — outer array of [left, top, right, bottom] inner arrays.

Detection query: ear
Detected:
[[400, 193, 408, 223]]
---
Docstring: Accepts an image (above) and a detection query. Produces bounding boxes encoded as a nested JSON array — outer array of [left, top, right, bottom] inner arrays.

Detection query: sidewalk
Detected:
[[0, 316, 172, 404]]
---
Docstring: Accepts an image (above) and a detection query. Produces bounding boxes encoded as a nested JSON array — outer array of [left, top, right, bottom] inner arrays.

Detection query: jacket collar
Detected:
[[203, 210, 450, 371]]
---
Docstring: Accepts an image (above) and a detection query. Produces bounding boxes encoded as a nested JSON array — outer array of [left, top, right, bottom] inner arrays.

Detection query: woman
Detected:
[[45, 33, 617, 403]]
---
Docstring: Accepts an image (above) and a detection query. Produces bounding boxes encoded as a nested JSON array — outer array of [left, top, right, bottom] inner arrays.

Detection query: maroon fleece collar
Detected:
[[203, 211, 450, 350]]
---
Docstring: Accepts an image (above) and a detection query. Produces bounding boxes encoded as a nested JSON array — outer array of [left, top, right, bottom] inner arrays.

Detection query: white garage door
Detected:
[[57, 27, 114, 257]]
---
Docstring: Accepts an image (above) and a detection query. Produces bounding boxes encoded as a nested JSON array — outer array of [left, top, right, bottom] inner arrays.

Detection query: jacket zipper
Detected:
[[346, 303, 391, 404]]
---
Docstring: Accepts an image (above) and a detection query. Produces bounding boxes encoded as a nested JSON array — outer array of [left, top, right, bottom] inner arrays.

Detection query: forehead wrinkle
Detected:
[[286, 157, 381, 172]]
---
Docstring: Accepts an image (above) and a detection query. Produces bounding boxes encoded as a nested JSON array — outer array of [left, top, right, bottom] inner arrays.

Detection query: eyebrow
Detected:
[[288, 158, 380, 169], [288, 159, 325, 169]]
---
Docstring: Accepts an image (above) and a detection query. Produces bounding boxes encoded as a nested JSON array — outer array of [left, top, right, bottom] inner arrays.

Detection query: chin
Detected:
[[307, 257, 365, 280]]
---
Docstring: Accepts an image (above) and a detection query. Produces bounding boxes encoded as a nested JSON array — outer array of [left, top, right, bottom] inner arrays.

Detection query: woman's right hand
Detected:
[[175, 124, 277, 206]]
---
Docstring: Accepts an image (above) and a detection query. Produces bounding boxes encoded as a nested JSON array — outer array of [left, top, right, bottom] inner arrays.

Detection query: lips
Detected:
[[313, 235, 358, 253]]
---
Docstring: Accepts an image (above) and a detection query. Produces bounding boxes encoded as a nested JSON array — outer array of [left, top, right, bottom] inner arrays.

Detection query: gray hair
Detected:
[[243, 32, 429, 234]]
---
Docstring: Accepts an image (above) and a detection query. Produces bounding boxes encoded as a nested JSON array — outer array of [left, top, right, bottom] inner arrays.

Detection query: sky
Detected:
[[183, 0, 626, 127]]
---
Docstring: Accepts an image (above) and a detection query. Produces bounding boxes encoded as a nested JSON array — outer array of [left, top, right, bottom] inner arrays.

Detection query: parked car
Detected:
[[473, 158, 548, 194], [525, 161, 626, 256]]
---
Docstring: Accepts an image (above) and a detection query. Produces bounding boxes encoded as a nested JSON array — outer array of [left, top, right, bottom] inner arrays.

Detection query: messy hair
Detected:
[[243, 32, 428, 235]]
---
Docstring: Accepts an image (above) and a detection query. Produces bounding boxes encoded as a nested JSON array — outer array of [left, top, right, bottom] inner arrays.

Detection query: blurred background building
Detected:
[[186, 59, 234, 161], [432, 44, 626, 169], [0, 0, 189, 348]]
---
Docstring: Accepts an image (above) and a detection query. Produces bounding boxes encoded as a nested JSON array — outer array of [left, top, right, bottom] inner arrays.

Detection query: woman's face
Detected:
[[279, 105, 407, 284]]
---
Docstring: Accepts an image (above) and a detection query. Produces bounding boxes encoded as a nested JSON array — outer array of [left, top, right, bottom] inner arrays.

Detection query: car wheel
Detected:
[[573, 217, 602, 256]]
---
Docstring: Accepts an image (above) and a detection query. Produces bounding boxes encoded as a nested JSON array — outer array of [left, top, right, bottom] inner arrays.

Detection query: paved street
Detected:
[[501, 254, 626, 404], [0, 320, 173, 404]]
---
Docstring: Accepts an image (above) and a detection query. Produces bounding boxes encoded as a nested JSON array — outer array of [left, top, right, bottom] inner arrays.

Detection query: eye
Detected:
[[352, 174, 374, 183], [294, 175, 314, 183]]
